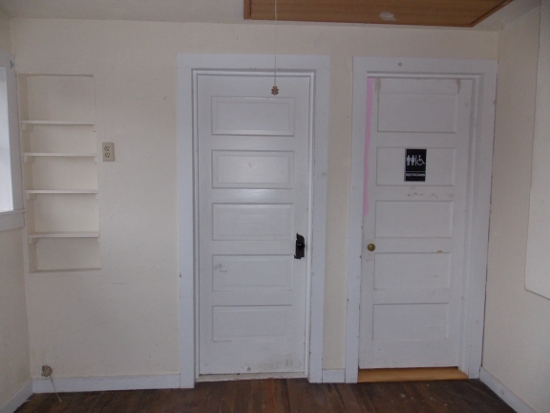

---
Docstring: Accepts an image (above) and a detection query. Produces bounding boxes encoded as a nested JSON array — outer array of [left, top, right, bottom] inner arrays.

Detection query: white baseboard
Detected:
[[33, 374, 181, 393], [480, 367, 538, 413], [322, 369, 346, 383], [0, 380, 33, 413]]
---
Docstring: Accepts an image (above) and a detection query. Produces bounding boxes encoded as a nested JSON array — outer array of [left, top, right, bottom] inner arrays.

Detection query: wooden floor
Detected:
[[15, 379, 515, 413]]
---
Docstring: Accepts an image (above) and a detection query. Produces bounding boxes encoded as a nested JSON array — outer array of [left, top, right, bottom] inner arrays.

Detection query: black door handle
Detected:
[[295, 233, 305, 259]]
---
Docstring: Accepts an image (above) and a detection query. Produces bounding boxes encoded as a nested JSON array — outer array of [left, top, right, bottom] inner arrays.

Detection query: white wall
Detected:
[[483, 6, 550, 413], [0, 228, 30, 407], [10, 18, 497, 377], [0, 11, 10, 52]]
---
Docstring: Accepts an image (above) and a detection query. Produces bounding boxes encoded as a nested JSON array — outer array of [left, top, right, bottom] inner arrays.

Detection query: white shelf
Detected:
[[21, 120, 94, 126], [26, 189, 98, 194], [24, 152, 97, 161], [24, 152, 97, 157], [28, 231, 100, 239], [32, 267, 101, 274]]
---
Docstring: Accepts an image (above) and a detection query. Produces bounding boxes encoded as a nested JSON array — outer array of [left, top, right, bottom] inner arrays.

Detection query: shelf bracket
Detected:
[[23, 154, 35, 163], [21, 123, 34, 132]]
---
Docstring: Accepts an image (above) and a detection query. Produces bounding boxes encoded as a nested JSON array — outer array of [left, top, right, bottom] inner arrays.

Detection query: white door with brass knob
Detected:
[[359, 77, 473, 368]]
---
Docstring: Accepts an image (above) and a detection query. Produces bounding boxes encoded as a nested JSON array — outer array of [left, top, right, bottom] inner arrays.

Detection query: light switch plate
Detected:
[[102, 142, 115, 162]]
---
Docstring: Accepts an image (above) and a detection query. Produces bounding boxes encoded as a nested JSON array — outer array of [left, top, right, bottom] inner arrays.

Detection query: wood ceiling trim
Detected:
[[244, 0, 252, 20], [244, 0, 514, 28]]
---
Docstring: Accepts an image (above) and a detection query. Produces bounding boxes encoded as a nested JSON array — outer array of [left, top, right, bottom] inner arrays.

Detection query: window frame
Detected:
[[0, 48, 24, 232]]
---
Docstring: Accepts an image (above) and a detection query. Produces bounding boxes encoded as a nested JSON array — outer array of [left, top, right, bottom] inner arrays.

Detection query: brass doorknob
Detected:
[[367, 243, 375, 252]]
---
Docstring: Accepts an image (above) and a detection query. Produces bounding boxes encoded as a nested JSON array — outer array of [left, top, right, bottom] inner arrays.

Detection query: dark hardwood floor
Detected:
[[15, 379, 516, 413]]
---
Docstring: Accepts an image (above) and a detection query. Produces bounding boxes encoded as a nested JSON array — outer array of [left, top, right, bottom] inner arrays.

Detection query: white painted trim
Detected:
[[32, 374, 180, 393], [0, 210, 24, 232], [197, 372, 306, 383], [308, 58, 330, 384], [322, 369, 346, 383], [346, 57, 497, 382], [525, 0, 550, 300], [177, 54, 329, 387], [480, 368, 538, 413], [0, 380, 33, 413], [0, 49, 24, 232]]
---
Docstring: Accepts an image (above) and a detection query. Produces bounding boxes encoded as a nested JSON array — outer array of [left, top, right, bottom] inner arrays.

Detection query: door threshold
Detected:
[[358, 367, 468, 383]]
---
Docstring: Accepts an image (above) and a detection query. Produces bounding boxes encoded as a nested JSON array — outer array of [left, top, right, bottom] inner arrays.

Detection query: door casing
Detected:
[[346, 57, 497, 382], [177, 54, 330, 387]]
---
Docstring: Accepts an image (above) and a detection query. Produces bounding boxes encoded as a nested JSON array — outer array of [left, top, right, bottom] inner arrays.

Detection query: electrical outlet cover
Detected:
[[102, 142, 115, 162]]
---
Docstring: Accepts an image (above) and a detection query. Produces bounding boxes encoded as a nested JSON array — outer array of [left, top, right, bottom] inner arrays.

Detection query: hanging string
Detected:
[[271, 0, 279, 95]]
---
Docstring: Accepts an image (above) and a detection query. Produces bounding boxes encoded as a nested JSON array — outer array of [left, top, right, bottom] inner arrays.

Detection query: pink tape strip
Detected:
[[363, 78, 374, 216]]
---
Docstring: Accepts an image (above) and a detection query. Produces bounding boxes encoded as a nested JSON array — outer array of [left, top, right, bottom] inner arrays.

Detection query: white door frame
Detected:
[[345, 57, 497, 382], [177, 54, 330, 387]]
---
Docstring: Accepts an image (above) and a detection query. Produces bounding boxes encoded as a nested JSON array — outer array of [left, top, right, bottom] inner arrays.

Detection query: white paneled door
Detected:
[[197, 72, 311, 376], [359, 77, 474, 368]]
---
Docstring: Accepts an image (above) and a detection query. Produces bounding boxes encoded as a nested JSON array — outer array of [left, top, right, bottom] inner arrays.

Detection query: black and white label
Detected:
[[405, 149, 427, 182]]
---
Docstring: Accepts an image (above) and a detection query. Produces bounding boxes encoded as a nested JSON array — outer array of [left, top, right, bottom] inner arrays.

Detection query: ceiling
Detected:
[[0, 0, 540, 29], [247, 0, 511, 27]]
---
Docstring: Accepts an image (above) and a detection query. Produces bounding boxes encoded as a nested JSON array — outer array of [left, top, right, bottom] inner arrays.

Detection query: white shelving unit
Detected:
[[19, 74, 101, 273]]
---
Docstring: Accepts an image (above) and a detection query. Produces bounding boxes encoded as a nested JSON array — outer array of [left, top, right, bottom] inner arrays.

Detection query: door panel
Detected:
[[377, 78, 460, 133], [212, 96, 295, 136], [213, 151, 295, 188], [359, 77, 473, 369], [212, 204, 293, 240], [212, 255, 292, 292], [373, 253, 451, 290], [197, 72, 310, 376], [375, 201, 453, 238]]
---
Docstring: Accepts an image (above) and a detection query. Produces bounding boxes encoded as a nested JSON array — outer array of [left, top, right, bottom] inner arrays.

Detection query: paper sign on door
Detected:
[[405, 149, 427, 182]]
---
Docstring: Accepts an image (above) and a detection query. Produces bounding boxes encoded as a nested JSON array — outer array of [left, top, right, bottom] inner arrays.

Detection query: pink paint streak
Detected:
[[363, 78, 374, 216]]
